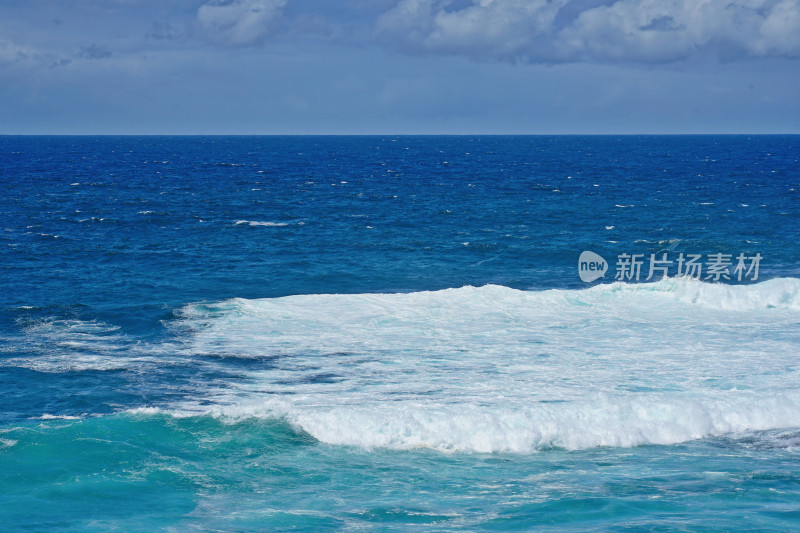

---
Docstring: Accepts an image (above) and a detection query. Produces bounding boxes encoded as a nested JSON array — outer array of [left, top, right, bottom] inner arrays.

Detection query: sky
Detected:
[[1, 0, 799, 134]]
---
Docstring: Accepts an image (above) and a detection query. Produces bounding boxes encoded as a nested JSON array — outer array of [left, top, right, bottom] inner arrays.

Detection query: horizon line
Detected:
[[2, 132, 799, 137]]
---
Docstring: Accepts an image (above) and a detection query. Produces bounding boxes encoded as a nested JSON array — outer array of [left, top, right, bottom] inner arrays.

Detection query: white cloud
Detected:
[[0, 39, 69, 70], [757, 0, 800, 56], [376, 0, 800, 63], [0, 40, 34, 66], [197, 0, 287, 46]]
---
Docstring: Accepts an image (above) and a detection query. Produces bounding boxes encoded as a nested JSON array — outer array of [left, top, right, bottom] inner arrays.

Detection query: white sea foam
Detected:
[[5, 318, 169, 372], [128, 407, 166, 416], [669, 276, 800, 310], [234, 220, 290, 227], [164, 278, 800, 452], [176, 391, 800, 453]]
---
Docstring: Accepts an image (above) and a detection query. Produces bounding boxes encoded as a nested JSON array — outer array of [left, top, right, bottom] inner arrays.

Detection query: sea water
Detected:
[[1, 135, 799, 530]]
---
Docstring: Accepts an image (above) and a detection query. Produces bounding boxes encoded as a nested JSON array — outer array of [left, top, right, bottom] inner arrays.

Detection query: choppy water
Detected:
[[2, 135, 799, 530]]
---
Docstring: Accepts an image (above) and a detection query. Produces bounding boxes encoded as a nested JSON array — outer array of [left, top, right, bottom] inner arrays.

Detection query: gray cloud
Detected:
[[146, 21, 183, 41], [79, 43, 113, 59], [0, 39, 67, 70], [196, 0, 287, 46], [375, 0, 800, 63]]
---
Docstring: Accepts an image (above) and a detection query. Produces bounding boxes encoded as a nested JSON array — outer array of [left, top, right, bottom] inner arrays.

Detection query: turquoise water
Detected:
[[4, 414, 800, 531], [2, 136, 800, 530]]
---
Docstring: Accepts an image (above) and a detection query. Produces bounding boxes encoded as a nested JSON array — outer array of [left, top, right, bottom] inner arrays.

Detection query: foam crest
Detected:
[[234, 220, 290, 227], [178, 390, 800, 453], [176, 278, 800, 359], [167, 278, 800, 452], [577, 277, 800, 311], [669, 277, 800, 310]]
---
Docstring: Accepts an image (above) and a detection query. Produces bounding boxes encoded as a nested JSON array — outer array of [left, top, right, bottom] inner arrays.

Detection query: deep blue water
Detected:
[[1, 135, 800, 530]]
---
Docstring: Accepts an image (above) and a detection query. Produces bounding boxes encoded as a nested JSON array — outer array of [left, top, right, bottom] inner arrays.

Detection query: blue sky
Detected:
[[1, 0, 799, 134]]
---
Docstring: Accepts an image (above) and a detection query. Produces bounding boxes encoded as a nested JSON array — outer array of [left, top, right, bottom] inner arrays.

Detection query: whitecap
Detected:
[[163, 278, 800, 453], [234, 220, 290, 227]]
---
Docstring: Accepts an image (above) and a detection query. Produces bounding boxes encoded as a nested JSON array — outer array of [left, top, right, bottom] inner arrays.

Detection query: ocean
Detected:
[[1, 135, 799, 530]]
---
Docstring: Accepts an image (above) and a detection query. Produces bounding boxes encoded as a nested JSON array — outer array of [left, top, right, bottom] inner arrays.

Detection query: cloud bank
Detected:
[[2, 0, 799, 65], [376, 0, 800, 63]]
